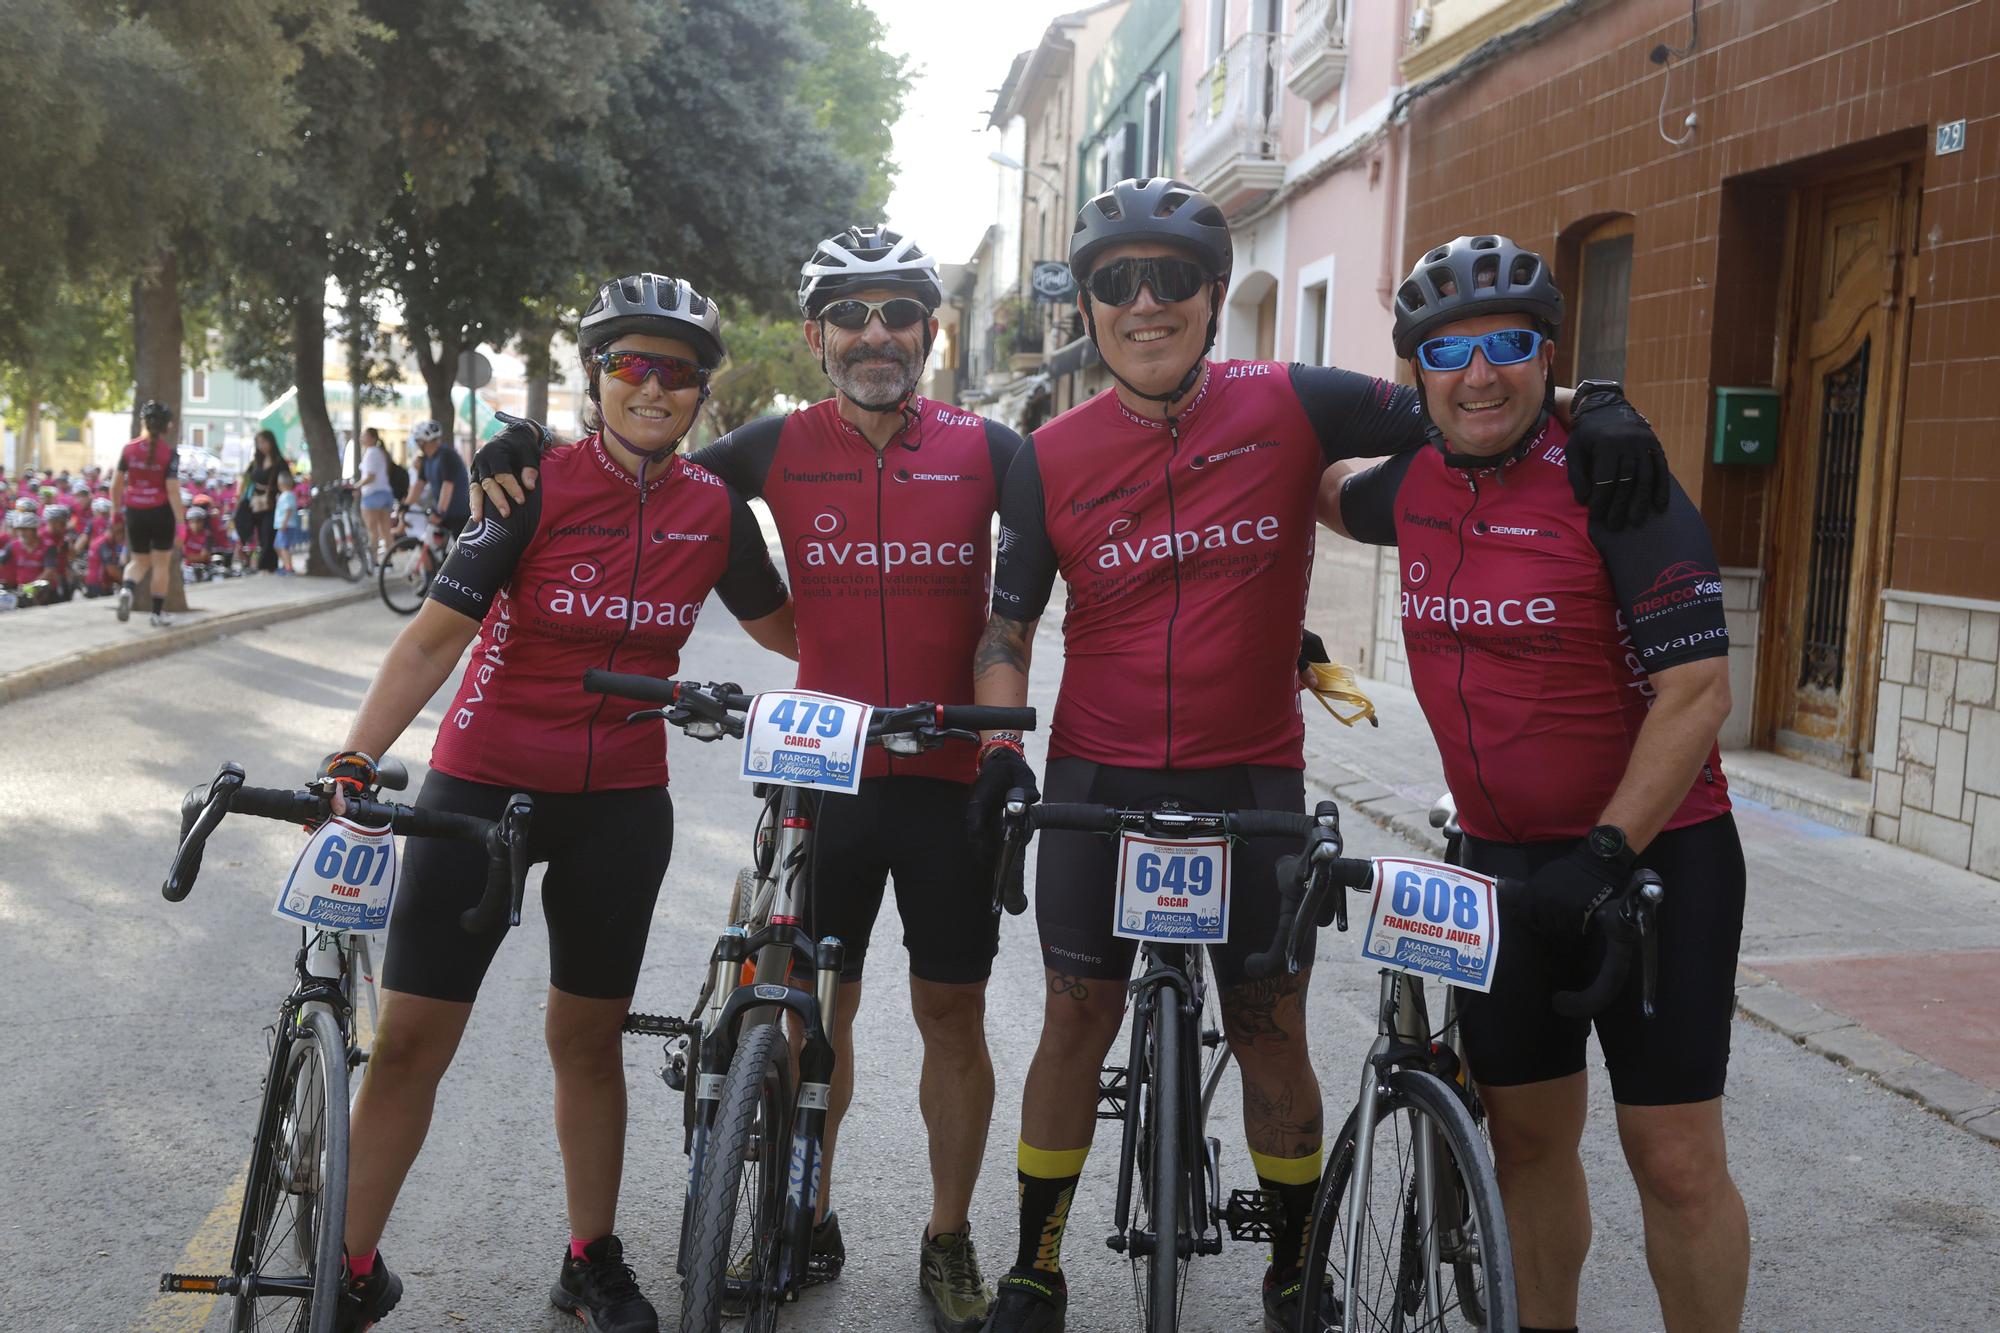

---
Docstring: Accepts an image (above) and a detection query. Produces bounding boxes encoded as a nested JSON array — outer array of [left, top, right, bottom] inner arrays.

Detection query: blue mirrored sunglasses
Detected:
[[1416, 328, 1544, 372]]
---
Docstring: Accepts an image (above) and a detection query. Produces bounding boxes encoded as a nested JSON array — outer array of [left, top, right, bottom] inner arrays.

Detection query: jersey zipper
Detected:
[[581, 466, 654, 792], [1161, 418, 1186, 768], [873, 450, 895, 775], [1445, 470, 1521, 843]]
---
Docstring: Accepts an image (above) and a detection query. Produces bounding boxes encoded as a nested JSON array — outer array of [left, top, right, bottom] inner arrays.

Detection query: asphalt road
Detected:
[[2, 596, 1997, 1333]]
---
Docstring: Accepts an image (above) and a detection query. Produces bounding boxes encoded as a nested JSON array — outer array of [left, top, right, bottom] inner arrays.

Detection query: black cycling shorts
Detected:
[[1034, 758, 1309, 989], [381, 770, 673, 1003], [803, 776, 997, 985], [126, 505, 176, 555], [1454, 812, 1746, 1107]]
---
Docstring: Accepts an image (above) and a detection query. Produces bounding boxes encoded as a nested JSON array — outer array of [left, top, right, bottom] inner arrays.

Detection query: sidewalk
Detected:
[[1300, 674, 2000, 1145], [0, 574, 375, 706]]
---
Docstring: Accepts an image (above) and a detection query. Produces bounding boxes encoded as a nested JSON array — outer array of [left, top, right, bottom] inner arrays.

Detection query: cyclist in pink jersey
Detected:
[[967, 180, 1675, 1333], [321, 275, 795, 1333], [110, 400, 186, 626], [1324, 236, 1747, 1333]]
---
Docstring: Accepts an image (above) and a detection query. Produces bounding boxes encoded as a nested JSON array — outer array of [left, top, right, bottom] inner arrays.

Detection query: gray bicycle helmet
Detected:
[[1392, 235, 1564, 359], [579, 273, 726, 370], [1068, 178, 1233, 285], [798, 226, 944, 317]]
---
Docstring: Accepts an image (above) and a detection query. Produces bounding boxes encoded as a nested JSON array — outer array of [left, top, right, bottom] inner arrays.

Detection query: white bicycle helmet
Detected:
[[91, 496, 112, 516], [411, 419, 444, 444], [43, 503, 70, 523], [798, 226, 944, 317], [186, 505, 208, 524], [8, 509, 37, 529]]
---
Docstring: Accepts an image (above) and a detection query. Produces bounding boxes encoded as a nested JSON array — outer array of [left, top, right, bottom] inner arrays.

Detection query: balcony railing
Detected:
[[1286, 0, 1350, 105], [1181, 30, 1285, 213]]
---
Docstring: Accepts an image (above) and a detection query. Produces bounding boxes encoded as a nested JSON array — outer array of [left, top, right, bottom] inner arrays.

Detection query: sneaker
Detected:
[[980, 1270, 1065, 1332], [116, 585, 132, 622], [1262, 1264, 1339, 1333], [149, 610, 177, 628], [333, 1252, 402, 1332], [551, 1234, 659, 1333], [920, 1226, 992, 1332]]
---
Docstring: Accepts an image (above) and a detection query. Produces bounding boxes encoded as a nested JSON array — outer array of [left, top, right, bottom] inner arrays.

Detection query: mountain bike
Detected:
[[155, 759, 531, 1332], [991, 793, 1345, 1333], [1245, 824, 1664, 1332], [582, 669, 1035, 1333], [378, 506, 452, 614], [316, 482, 371, 582]]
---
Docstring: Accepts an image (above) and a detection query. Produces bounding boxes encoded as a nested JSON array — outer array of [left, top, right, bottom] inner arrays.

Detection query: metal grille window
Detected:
[[1798, 338, 1870, 693], [1576, 231, 1633, 383]]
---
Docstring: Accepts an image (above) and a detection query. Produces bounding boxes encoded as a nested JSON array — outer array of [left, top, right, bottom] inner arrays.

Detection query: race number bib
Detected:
[[1113, 835, 1230, 944], [274, 817, 398, 932], [1357, 857, 1500, 992], [740, 690, 872, 794]]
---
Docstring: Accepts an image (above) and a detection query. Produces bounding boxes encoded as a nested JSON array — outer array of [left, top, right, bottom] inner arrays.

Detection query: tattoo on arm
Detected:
[[974, 615, 1033, 679]]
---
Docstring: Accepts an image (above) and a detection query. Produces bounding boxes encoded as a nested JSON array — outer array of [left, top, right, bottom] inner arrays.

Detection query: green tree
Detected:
[[0, 285, 130, 470], [794, 0, 909, 217], [705, 303, 828, 436]]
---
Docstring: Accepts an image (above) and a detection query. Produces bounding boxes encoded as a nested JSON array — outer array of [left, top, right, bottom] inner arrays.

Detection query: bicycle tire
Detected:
[[1298, 1070, 1516, 1332], [680, 1022, 792, 1333], [1132, 988, 1184, 1332], [232, 1004, 350, 1333], [377, 537, 432, 615], [317, 512, 365, 582]]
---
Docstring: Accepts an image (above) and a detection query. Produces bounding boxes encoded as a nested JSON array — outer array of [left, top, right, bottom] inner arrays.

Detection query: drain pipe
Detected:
[[1377, 0, 1413, 313]]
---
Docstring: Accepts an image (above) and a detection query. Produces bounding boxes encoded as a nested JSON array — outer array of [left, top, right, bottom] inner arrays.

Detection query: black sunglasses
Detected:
[[820, 297, 931, 331], [1084, 256, 1211, 307]]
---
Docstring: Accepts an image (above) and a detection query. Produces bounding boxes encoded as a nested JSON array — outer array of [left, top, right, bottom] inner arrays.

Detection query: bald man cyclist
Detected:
[[471, 226, 1024, 1332]]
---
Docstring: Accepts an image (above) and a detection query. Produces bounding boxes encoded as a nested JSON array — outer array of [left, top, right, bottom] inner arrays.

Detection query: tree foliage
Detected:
[[705, 303, 828, 437]]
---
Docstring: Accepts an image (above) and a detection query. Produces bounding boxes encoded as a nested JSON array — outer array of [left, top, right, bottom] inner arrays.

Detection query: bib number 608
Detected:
[[1389, 867, 1480, 930]]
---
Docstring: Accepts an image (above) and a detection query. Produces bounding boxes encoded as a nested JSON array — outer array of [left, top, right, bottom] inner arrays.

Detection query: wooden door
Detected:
[[1763, 167, 1915, 773]]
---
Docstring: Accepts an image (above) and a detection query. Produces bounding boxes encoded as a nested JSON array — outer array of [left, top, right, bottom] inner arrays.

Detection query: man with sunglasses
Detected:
[[965, 182, 1674, 1333], [1321, 236, 1747, 1333], [469, 226, 1022, 1332]]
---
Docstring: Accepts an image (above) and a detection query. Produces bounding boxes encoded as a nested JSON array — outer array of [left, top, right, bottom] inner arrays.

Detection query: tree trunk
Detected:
[[522, 322, 555, 423], [412, 330, 462, 444], [294, 286, 343, 578], [22, 397, 43, 472], [130, 246, 184, 437], [345, 286, 366, 477]]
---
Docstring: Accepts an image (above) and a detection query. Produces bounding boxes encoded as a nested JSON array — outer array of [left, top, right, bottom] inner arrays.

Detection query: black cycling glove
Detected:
[[1298, 628, 1329, 673], [1564, 382, 1671, 531], [469, 413, 551, 487], [967, 746, 1039, 868], [1523, 842, 1627, 938]]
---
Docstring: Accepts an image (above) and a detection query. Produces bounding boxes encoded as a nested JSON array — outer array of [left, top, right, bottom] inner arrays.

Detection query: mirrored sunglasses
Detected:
[[1415, 329, 1544, 372], [595, 349, 709, 391]]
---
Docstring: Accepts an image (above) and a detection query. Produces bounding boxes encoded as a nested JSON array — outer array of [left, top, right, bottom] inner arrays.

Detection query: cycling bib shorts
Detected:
[[1034, 758, 1309, 989], [1454, 813, 1746, 1106], [381, 770, 674, 1003], [126, 505, 177, 555], [801, 776, 998, 984]]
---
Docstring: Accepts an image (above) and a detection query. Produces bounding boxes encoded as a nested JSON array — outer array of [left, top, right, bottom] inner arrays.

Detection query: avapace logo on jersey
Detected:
[[534, 558, 702, 628], [794, 506, 977, 569], [1093, 514, 1281, 571], [1631, 560, 1723, 624], [1188, 439, 1279, 471]]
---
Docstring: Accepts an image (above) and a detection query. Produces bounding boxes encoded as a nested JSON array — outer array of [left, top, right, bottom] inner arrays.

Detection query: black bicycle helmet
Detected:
[[1068, 178, 1233, 285], [1392, 235, 1563, 359], [139, 399, 172, 429], [798, 225, 944, 317], [578, 273, 726, 370]]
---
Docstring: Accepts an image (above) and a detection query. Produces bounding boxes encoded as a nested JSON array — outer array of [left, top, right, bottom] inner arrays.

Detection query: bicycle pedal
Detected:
[[622, 1010, 691, 1037], [1224, 1189, 1279, 1243], [1096, 1065, 1129, 1120], [159, 1273, 233, 1294], [662, 1050, 688, 1091]]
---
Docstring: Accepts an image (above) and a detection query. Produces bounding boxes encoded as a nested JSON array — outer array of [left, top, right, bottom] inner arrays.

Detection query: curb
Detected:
[[0, 586, 376, 707], [1306, 735, 2000, 1147]]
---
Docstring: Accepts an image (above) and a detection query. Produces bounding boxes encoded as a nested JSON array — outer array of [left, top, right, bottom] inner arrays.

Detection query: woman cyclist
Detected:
[[322, 273, 797, 1333]]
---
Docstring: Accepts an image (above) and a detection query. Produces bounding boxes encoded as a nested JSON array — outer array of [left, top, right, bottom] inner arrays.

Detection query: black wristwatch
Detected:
[[1571, 379, 1642, 421], [1585, 823, 1635, 870]]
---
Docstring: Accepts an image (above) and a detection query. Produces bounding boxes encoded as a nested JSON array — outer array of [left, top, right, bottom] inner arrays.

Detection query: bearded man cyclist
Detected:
[[964, 178, 1672, 1333], [323, 274, 797, 1333], [470, 226, 1023, 1332], [1321, 236, 1748, 1333]]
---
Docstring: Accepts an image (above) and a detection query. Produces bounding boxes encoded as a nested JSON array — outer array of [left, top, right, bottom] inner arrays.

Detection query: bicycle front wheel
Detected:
[[377, 537, 432, 614], [1299, 1070, 1516, 1332], [232, 1004, 350, 1332], [317, 513, 366, 582], [1132, 988, 1186, 1332], [681, 1021, 792, 1333]]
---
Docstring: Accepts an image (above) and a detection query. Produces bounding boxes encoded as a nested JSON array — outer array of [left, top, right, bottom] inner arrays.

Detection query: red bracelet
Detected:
[[977, 736, 1026, 769]]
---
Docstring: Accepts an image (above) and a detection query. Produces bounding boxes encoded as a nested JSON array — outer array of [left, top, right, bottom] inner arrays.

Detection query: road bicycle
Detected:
[[581, 669, 1035, 1333], [991, 793, 1344, 1333], [378, 506, 453, 614], [155, 759, 531, 1332], [316, 482, 371, 583], [1246, 816, 1664, 1332]]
